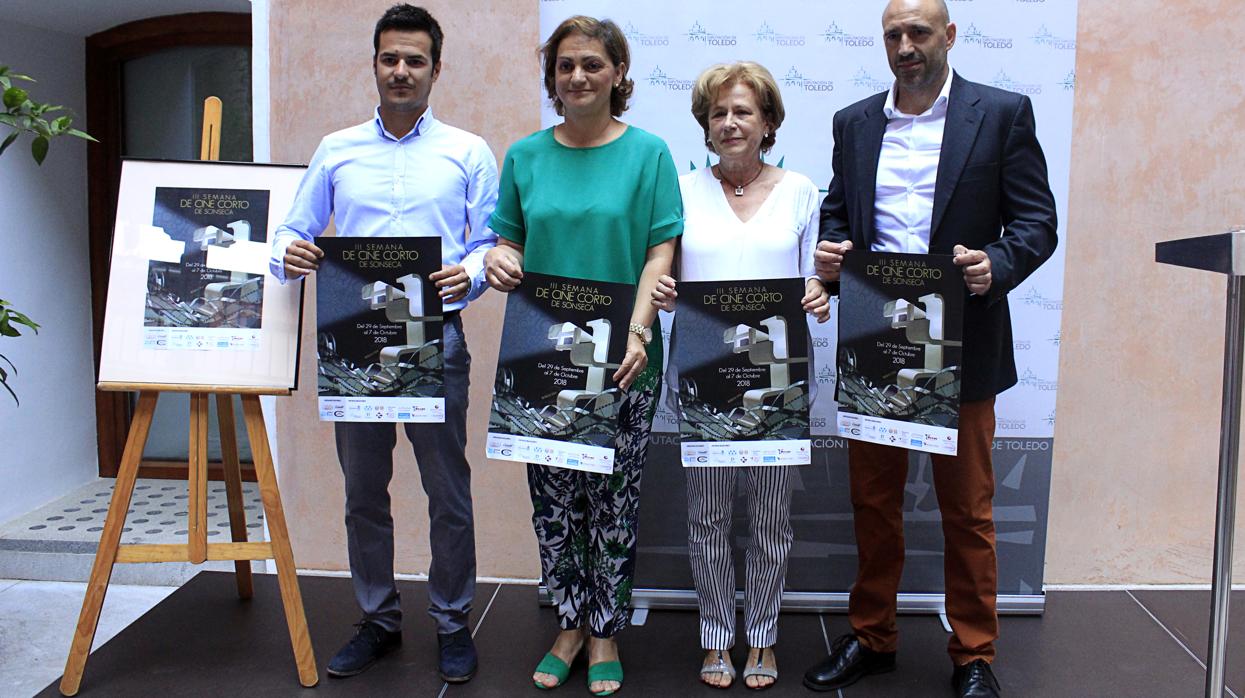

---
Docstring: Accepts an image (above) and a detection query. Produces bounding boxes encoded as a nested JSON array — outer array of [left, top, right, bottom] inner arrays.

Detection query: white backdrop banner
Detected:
[[537, 0, 1077, 600], [539, 0, 1075, 439]]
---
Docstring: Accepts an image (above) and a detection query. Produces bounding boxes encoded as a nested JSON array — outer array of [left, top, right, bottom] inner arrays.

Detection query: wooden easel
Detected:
[[60, 97, 318, 695]]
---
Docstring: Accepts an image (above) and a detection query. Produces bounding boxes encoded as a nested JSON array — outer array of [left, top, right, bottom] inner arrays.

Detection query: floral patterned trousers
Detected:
[[527, 367, 659, 638]]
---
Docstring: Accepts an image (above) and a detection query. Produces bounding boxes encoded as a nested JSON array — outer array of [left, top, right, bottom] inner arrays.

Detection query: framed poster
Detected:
[[315, 236, 445, 422], [836, 251, 964, 455], [98, 159, 304, 389], [486, 272, 634, 474], [674, 278, 812, 467]]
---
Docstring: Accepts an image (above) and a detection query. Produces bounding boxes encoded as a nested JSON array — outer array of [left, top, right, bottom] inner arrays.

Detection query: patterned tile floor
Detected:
[[0, 478, 264, 550]]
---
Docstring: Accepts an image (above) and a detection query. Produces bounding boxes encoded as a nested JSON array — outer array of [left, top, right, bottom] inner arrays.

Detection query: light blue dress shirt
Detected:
[[269, 108, 499, 311]]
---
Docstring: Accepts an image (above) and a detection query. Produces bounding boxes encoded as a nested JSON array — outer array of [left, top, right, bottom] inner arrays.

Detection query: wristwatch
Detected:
[[628, 322, 653, 345]]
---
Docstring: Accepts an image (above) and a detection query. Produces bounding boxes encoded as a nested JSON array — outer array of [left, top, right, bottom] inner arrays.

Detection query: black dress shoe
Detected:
[[326, 620, 402, 678], [802, 633, 896, 692], [437, 627, 478, 683], [952, 659, 1001, 697]]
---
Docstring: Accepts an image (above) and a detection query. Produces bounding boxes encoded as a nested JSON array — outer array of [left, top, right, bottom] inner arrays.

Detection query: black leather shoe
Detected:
[[326, 620, 401, 678], [952, 659, 1001, 697], [437, 627, 478, 683], [802, 634, 896, 691]]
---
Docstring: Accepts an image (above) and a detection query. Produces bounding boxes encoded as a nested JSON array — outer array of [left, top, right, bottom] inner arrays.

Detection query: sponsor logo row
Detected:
[[646, 65, 1075, 94], [623, 432, 1055, 452], [616, 21, 1075, 51]]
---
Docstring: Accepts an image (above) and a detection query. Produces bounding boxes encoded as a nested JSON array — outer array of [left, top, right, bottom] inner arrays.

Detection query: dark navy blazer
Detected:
[[819, 72, 1059, 402]]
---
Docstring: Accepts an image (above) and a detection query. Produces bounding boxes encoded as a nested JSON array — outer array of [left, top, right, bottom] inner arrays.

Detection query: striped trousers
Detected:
[[686, 465, 794, 650]]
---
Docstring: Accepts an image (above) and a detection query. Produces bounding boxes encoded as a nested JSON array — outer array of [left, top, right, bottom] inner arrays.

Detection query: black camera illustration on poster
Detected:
[[486, 272, 633, 474], [673, 278, 811, 467], [145, 187, 270, 329], [315, 236, 445, 423], [836, 251, 964, 455]]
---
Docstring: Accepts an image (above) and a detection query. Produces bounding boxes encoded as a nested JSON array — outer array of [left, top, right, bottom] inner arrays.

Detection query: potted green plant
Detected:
[[1, 65, 95, 404], [0, 300, 39, 404]]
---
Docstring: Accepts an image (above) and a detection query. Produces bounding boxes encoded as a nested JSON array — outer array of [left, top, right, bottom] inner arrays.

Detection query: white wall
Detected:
[[0, 21, 99, 524]]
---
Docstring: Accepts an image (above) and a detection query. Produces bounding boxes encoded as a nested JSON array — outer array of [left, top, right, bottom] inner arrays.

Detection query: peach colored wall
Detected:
[[1046, 0, 1245, 583], [269, 0, 543, 579], [269, 0, 1245, 584]]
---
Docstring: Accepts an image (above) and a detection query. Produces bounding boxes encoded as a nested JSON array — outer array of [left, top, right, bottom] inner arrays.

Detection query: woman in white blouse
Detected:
[[651, 62, 829, 690]]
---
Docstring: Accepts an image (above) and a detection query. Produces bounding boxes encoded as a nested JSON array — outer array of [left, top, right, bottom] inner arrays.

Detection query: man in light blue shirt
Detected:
[[269, 4, 496, 684]]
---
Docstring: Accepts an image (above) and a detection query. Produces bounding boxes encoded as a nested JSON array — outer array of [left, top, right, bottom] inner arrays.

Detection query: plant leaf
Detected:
[[0, 376, 18, 406], [66, 128, 97, 142], [3, 87, 28, 110], [7, 309, 39, 332], [31, 135, 48, 164], [0, 131, 18, 158], [0, 354, 17, 405], [0, 113, 15, 127]]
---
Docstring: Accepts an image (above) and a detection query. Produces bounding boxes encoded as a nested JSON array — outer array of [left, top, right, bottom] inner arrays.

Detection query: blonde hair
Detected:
[[691, 62, 785, 154]]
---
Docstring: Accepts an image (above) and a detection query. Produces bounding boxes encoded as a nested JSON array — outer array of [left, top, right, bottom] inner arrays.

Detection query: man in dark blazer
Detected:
[[803, 1, 1057, 696]]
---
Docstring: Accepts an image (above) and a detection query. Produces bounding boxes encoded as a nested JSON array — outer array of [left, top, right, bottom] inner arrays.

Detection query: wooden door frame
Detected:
[[87, 13, 254, 479]]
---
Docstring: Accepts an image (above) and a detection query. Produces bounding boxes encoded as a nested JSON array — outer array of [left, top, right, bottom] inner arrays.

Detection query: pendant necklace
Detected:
[[716, 163, 764, 197]]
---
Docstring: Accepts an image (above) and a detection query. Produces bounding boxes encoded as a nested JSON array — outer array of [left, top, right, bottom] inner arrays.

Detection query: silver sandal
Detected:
[[699, 649, 736, 689], [742, 647, 778, 691]]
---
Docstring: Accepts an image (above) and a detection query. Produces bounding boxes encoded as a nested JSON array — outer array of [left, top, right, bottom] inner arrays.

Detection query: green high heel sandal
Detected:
[[533, 652, 572, 690], [587, 660, 624, 696]]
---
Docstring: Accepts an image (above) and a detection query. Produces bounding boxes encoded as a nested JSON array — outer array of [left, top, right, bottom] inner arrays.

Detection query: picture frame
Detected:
[[97, 159, 306, 390]]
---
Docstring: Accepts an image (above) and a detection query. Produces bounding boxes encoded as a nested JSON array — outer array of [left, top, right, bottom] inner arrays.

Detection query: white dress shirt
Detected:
[[871, 70, 954, 254], [268, 108, 498, 310]]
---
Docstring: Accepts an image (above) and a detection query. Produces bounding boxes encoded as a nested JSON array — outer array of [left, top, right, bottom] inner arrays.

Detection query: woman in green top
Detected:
[[484, 15, 682, 697]]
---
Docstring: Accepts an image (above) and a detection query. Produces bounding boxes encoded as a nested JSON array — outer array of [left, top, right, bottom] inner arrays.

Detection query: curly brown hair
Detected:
[[540, 16, 634, 117]]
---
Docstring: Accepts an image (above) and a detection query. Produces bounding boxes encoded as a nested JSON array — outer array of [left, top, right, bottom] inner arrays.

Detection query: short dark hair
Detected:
[[540, 16, 633, 117], [373, 4, 444, 64]]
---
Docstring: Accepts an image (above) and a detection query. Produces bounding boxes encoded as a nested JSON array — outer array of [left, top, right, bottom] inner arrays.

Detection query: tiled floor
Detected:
[[0, 478, 267, 585], [0, 578, 175, 698], [12, 572, 1241, 698], [0, 478, 264, 548]]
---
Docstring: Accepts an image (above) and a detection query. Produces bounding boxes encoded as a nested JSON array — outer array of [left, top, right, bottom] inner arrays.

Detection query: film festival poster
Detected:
[[674, 278, 812, 467], [486, 272, 634, 474], [315, 236, 446, 423], [144, 186, 270, 351], [836, 251, 965, 456]]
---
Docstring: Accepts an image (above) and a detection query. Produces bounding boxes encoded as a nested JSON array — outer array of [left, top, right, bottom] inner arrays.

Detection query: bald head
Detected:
[[880, 0, 955, 114], [883, 0, 950, 28]]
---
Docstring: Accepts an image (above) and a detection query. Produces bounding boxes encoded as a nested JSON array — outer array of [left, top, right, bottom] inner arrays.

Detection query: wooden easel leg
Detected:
[[215, 394, 254, 599], [60, 391, 158, 696], [241, 394, 319, 687], [187, 393, 209, 564]]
